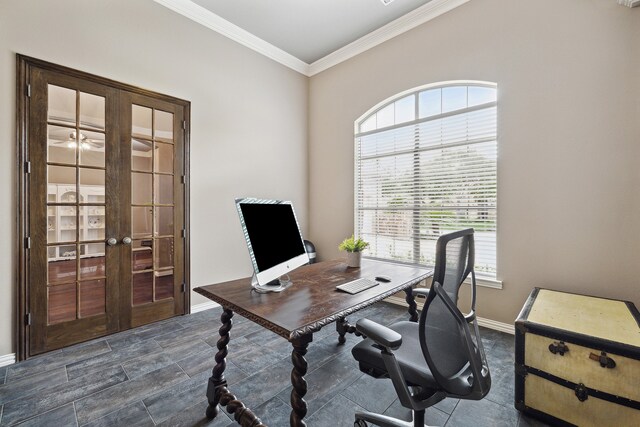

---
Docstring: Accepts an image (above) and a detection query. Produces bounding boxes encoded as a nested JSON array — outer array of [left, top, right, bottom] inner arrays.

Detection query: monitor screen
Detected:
[[236, 198, 308, 286]]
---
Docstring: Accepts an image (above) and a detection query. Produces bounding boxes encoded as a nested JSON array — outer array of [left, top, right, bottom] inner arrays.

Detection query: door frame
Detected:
[[16, 54, 191, 361]]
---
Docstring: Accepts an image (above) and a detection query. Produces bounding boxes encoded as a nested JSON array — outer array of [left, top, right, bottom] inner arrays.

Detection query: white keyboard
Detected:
[[336, 278, 379, 294]]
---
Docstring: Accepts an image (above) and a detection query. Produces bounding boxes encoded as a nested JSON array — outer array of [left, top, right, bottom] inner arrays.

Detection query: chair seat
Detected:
[[352, 321, 438, 391]]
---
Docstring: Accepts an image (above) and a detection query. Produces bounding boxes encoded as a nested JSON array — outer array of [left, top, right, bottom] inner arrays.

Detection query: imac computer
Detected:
[[236, 198, 309, 292]]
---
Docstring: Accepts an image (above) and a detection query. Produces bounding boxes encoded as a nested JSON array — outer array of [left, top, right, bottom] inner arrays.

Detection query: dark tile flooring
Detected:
[[0, 303, 549, 427]]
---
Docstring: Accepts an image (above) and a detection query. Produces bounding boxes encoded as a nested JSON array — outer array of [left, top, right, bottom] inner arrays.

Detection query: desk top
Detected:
[[194, 259, 432, 340]]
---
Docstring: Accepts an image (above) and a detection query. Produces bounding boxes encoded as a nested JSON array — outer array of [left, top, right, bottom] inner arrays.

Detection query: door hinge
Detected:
[[25, 313, 32, 326], [25, 237, 31, 249], [26, 84, 31, 98], [181, 229, 186, 238], [182, 120, 186, 130], [181, 283, 186, 293], [25, 161, 31, 174], [181, 175, 186, 184]]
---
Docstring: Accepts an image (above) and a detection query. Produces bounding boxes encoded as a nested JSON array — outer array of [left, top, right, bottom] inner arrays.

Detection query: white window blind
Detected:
[[355, 83, 497, 277]]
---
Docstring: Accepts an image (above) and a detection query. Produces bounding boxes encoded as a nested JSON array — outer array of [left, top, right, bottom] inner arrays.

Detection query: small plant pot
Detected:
[[346, 251, 362, 268]]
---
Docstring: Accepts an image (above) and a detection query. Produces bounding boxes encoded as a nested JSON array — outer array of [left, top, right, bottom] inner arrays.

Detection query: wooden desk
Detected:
[[195, 258, 432, 427]]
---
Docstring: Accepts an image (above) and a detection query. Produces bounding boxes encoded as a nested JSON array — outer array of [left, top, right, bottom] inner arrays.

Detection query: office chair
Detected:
[[351, 228, 491, 427]]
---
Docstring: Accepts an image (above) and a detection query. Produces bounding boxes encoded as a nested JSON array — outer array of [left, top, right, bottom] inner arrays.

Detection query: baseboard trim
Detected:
[[384, 296, 515, 335], [476, 316, 515, 335], [191, 301, 220, 314], [0, 353, 16, 367]]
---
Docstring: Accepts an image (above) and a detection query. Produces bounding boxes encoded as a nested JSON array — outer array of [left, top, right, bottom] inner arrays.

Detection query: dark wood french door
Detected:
[[119, 92, 187, 329], [17, 56, 190, 358]]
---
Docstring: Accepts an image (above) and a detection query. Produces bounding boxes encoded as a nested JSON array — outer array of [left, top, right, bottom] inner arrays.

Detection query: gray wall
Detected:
[[308, 0, 640, 325], [0, 0, 308, 356]]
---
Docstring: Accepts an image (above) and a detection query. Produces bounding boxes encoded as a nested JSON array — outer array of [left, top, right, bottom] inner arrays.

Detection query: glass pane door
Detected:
[[28, 68, 120, 355], [46, 84, 108, 324], [131, 105, 175, 305], [21, 56, 189, 358], [125, 94, 185, 328]]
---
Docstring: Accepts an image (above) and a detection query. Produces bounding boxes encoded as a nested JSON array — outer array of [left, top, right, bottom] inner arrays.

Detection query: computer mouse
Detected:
[[375, 276, 392, 283]]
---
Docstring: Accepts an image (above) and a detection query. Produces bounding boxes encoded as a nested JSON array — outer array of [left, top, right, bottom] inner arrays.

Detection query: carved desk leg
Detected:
[[336, 317, 348, 344], [206, 308, 233, 419], [405, 287, 419, 322], [206, 308, 265, 427], [290, 333, 313, 427], [336, 317, 363, 344]]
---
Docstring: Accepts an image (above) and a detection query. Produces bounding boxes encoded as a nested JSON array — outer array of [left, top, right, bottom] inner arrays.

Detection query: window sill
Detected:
[[364, 256, 502, 290], [464, 276, 502, 290]]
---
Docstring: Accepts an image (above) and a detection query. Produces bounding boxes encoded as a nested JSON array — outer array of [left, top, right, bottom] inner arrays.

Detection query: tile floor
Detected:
[[0, 303, 548, 426]]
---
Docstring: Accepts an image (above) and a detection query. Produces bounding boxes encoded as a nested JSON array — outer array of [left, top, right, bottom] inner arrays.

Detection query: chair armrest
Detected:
[[356, 318, 402, 350], [411, 288, 430, 298]]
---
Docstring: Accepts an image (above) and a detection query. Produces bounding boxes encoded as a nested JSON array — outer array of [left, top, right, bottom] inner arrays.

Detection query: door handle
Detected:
[[106, 238, 118, 246], [122, 236, 132, 245]]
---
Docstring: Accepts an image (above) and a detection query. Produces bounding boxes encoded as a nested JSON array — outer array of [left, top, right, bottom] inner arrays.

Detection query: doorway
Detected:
[[16, 55, 190, 358]]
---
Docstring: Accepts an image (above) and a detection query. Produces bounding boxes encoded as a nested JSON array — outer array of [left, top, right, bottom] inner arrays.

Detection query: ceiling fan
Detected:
[[49, 129, 154, 153], [49, 130, 104, 150]]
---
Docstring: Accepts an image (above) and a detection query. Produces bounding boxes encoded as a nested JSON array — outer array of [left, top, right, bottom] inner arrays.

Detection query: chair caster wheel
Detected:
[[354, 420, 368, 427]]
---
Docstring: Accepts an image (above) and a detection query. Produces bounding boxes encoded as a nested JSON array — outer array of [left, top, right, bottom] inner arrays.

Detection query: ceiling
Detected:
[[191, 0, 433, 64], [155, 0, 636, 75]]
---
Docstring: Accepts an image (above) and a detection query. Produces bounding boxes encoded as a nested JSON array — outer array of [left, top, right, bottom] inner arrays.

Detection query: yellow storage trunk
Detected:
[[515, 288, 640, 426]]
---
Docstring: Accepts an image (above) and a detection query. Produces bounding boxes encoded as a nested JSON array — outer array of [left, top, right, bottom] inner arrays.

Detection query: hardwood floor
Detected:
[[47, 256, 107, 324], [0, 303, 548, 426]]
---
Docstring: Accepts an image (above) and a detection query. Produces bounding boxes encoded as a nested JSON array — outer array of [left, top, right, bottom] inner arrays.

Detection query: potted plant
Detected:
[[338, 235, 369, 268]]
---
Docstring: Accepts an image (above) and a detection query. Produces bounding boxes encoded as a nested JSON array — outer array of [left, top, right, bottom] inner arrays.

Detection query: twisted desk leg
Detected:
[[405, 287, 419, 322], [206, 308, 233, 419], [290, 334, 313, 427], [205, 308, 265, 427]]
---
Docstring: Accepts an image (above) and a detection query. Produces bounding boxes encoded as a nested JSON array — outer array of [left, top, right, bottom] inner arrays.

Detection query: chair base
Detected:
[[355, 409, 436, 427]]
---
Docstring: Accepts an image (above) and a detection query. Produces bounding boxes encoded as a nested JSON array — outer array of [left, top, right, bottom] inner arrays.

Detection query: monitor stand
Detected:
[[251, 273, 292, 293]]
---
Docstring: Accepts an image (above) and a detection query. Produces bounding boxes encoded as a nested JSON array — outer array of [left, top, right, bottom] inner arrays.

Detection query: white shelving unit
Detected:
[[47, 184, 105, 261]]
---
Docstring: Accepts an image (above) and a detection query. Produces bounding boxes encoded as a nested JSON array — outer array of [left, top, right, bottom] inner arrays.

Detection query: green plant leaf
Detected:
[[338, 235, 369, 252]]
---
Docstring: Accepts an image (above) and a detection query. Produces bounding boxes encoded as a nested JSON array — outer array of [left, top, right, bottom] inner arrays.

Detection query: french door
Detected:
[[17, 56, 190, 357]]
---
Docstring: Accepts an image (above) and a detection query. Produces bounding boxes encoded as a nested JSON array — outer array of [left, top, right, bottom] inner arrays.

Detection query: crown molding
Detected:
[[308, 0, 471, 76], [153, 0, 310, 75], [154, 0, 470, 77]]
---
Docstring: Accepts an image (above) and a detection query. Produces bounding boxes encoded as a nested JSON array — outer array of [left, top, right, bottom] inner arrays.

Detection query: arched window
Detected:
[[354, 81, 497, 277]]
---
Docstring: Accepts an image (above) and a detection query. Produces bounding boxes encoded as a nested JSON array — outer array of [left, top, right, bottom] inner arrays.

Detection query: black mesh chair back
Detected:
[[418, 228, 490, 398]]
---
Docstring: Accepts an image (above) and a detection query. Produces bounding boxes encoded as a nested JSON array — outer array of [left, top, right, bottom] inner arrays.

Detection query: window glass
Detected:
[[355, 83, 498, 277], [376, 104, 394, 129], [419, 89, 441, 118], [469, 86, 497, 106], [394, 95, 415, 124], [442, 86, 467, 113], [360, 115, 376, 133]]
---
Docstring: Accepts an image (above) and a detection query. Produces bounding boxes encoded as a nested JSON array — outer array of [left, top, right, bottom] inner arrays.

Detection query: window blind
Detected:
[[355, 84, 497, 277]]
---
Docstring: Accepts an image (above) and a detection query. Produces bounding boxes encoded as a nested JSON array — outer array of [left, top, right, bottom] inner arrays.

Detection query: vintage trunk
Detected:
[[515, 288, 640, 426]]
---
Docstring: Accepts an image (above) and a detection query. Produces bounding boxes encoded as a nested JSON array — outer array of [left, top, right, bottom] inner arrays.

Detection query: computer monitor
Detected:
[[236, 198, 309, 289]]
